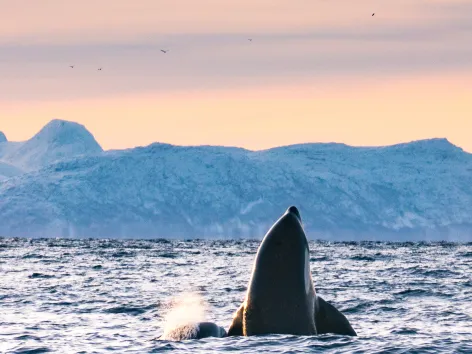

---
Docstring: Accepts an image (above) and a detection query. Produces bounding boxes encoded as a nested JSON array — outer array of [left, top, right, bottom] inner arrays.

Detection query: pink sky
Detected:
[[1, 0, 471, 151]]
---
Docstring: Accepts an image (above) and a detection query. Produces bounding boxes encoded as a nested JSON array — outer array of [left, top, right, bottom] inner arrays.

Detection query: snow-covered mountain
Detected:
[[0, 119, 103, 171], [0, 162, 23, 181], [0, 120, 471, 240], [0, 132, 24, 180]]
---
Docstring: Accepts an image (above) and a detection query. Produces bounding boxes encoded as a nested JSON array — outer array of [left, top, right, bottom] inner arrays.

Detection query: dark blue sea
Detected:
[[1, 238, 471, 353]]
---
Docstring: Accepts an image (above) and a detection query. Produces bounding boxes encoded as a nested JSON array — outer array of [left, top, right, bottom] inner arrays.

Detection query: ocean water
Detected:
[[1, 238, 471, 353]]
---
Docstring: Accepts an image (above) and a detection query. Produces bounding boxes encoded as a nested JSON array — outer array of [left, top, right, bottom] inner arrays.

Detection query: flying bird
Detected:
[[98, 68, 102, 71], [248, 39, 252, 42], [372, 13, 375, 16], [69, 65, 74, 68], [161, 49, 168, 53]]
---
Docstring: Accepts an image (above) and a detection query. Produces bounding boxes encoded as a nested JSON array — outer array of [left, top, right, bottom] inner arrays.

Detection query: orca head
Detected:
[[250, 206, 313, 297]]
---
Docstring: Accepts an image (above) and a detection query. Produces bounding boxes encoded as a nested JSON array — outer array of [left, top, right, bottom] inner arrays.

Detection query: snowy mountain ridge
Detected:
[[0, 119, 103, 171], [0, 120, 471, 240]]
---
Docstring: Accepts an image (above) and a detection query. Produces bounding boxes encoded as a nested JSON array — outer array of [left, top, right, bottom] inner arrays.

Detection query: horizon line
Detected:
[[0, 118, 469, 154]]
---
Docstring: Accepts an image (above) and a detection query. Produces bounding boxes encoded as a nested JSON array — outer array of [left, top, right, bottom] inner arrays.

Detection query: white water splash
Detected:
[[160, 292, 208, 340]]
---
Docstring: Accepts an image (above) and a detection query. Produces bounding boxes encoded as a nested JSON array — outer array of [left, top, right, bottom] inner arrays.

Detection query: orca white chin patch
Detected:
[[304, 248, 311, 294]]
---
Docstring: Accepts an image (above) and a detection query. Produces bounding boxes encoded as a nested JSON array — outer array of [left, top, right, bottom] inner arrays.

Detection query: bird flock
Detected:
[[68, 13, 375, 71]]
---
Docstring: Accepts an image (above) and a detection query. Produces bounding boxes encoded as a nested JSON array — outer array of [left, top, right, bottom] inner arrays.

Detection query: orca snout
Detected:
[[286, 206, 302, 222]]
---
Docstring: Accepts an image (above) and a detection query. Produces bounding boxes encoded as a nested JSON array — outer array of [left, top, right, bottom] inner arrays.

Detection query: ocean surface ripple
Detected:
[[1, 238, 471, 353]]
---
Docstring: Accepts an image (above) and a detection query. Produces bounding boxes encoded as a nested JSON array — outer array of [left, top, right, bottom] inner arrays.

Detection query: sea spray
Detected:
[[160, 292, 208, 340]]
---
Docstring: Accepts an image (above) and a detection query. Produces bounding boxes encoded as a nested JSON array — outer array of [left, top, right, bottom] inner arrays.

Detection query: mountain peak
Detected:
[[33, 119, 102, 149], [384, 138, 463, 155], [0, 131, 7, 143], [412, 138, 457, 148], [1, 119, 103, 171]]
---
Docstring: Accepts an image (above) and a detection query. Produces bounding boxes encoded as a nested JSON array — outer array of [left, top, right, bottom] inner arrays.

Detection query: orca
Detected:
[[227, 206, 356, 336], [159, 206, 356, 340]]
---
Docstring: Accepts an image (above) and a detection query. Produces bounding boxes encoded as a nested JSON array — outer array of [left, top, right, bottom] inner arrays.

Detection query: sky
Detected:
[[0, 0, 471, 151]]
